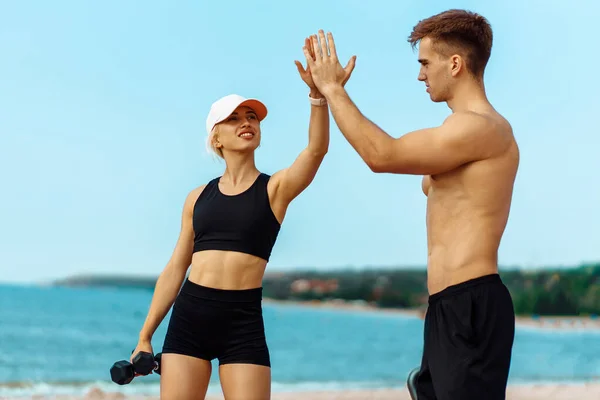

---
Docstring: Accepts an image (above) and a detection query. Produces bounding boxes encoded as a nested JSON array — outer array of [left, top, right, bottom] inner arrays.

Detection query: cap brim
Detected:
[[207, 96, 269, 134], [237, 99, 268, 121]]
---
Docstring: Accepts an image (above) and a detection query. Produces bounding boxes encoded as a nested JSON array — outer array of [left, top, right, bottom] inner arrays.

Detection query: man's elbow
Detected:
[[365, 156, 419, 174], [360, 141, 396, 173], [366, 159, 386, 173], [364, 152, 391, 173]]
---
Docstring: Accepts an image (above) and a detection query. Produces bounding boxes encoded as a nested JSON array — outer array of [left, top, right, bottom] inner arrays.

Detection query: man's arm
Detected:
[[322, 86, 502, 176]]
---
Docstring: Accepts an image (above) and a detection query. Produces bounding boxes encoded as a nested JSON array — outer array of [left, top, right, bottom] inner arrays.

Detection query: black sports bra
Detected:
[[192, 173, 281, 261]]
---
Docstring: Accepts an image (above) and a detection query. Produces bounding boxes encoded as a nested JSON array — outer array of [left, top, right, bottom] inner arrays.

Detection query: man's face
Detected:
[[417, 37, 453, 103]]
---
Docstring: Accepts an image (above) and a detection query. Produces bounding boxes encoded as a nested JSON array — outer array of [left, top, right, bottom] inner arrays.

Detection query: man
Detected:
[[301, 9, 519, 400]]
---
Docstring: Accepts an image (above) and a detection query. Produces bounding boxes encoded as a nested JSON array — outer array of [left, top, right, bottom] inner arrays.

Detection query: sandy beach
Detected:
[[4, 382, 600, 399]]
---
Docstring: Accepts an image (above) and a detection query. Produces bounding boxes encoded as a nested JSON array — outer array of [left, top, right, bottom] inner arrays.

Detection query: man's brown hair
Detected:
[[408, 9, 493, 78]]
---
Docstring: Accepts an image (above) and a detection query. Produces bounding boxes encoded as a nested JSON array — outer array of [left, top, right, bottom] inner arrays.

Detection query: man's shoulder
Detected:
[[440, 110, 515, 162], [444, 110, 508, 131], [445, 110, 512, 142]]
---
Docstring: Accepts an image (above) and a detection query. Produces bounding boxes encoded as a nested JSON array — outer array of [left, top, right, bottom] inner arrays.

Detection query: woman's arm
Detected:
[[270, 89, 329, 208], [136, 186, 203, 344], [268, 38, 334, 213]]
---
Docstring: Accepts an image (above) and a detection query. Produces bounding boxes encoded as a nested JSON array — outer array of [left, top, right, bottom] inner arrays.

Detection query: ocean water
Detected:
[[1, 283, 599, 397]]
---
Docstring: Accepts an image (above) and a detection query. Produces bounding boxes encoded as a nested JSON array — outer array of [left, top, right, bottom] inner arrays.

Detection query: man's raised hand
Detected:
[[302, 30, 356, 95]]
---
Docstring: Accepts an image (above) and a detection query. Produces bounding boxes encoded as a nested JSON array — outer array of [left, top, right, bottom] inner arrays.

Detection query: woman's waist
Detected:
[[189, 250, 267, 290], [178, 277, 263, 304]]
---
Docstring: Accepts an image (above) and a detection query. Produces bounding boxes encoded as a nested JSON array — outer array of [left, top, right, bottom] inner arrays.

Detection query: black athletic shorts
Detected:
[[162, 278, 270, 367], [414, 273, 515, 400]]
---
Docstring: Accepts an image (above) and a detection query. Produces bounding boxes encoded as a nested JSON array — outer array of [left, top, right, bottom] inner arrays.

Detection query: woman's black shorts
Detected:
[[162, 278, 270, 367]]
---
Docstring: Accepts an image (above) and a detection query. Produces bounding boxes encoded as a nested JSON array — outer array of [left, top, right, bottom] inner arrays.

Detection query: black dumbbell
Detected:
[[154, 352, 162, 375], [110, 351, 162, 385]]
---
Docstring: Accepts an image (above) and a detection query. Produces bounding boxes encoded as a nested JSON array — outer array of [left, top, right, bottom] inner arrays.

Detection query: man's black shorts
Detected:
[[414, 273, 515, 400]]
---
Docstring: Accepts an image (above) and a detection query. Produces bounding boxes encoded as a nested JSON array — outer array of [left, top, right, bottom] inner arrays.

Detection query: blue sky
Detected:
[[1, 1, 598, 283]]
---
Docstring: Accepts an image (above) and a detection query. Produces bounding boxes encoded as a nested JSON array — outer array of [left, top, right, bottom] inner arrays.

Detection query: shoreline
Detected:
[[263, 298, 600, 331], [3, 382, 600, 400]]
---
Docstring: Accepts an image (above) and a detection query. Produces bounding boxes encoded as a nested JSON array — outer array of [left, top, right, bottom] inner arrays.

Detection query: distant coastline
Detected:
[[51, 274, 158, 290], [51, 263, 600, 322]]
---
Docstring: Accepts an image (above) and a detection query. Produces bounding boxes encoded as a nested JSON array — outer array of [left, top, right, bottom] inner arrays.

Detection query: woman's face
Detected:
[[213, 106, 261, 155]]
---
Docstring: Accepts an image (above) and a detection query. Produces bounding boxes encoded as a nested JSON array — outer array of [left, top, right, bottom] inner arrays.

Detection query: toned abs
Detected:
[[422, 124, 519, 295], [188, 178, 286, 290]]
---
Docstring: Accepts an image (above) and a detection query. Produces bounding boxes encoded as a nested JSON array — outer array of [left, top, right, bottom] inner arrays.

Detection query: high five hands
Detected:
[[296, 30, 357, 96], [295, 37, 320, 93]]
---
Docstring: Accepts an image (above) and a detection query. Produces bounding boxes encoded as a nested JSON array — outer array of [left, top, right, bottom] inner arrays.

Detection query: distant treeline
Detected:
[[54, 263, 600, 316], [261, 263, 600, 316]]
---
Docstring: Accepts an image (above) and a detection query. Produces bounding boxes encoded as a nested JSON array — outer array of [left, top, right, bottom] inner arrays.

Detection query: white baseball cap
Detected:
[[205, 94, 268, 134]]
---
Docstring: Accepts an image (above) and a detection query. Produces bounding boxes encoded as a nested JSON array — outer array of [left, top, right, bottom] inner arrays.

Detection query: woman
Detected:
[[130, 36, 355, 399]]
